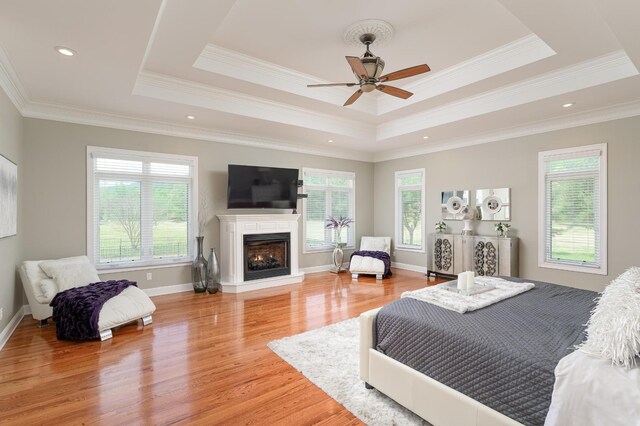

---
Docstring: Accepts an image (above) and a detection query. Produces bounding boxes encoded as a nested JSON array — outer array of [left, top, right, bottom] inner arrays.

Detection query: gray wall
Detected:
[[374, 116, 640, 292], [0, 88, 23, 332], [22, 118, 374, 289]]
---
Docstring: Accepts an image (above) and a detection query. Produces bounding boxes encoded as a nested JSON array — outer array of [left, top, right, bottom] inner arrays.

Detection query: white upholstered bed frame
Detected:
[[359, 308, 522, 426]]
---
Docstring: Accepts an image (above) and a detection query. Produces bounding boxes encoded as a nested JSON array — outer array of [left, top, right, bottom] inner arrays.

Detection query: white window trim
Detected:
[[537, 143, 607, 275], [302, 167, 356, 253], [86, 146, 198, 270], [395, 168, 426, 253]]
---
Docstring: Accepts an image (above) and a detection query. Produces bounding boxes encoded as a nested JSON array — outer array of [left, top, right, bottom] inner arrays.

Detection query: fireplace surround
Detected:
[[217, 214, 304, 292]]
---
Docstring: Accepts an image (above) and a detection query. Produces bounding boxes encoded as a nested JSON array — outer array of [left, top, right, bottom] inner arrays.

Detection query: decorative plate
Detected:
[[482, 195, 503, 214], [446, 196, 464, 214]]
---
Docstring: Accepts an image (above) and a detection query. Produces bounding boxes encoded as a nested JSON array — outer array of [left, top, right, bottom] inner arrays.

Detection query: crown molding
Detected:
[[376, 34, 556, 115], [193, 43, 377, 114], [372, 99, 640, 162], [377, 50, 639, 140], [0, 45, 28, 110], [21, 101, 373, 162], [133, 71, 375, 140], [195, 36, 555, 117], [136, 0, 167, 76]]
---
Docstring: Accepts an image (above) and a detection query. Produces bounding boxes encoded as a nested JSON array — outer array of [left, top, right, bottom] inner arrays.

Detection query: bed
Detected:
[[359, 277, 633, 426]]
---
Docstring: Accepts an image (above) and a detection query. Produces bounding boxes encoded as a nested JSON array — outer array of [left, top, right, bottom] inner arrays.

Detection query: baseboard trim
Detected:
[[391, 262, 428, 274], [143, 283, 193, 297], [300, 264, 333, 274], [0, 306, 26, 351]]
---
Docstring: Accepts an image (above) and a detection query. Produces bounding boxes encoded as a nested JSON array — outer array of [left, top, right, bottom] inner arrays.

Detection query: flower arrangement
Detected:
[[326, 215, 354, 244], [494, 222, 511, 237], [435, 221, 447, 233]]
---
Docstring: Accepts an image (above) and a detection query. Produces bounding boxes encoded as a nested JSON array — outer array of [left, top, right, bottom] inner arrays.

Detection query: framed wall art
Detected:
[[0, 153, 17, 238]]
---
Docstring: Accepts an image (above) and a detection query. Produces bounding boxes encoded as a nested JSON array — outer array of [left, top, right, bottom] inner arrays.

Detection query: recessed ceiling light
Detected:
[[422, 136, 430, 139], [55, 46, 76, 57], [186, 115, 196, 120], [562, 103, 574, 108], [328, 139, 334, 143]]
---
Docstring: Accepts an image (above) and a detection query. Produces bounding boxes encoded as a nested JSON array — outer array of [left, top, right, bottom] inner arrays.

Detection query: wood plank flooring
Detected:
[[0, 270, 442, 425]]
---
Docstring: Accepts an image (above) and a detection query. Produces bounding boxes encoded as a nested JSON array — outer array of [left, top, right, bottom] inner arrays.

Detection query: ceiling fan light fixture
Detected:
[[361, 83, 376, 93], [361, 56, 385, 79]]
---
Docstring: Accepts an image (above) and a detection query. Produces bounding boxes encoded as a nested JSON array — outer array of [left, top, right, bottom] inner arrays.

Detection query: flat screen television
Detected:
[[227, 164, 299, 209]]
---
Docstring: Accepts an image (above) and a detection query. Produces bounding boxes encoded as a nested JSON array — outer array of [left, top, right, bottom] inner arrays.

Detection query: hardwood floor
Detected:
[[0, 269, 442, 425]]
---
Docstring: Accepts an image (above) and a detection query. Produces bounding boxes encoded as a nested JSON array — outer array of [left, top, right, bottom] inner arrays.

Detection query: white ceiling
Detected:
[[0, 0, 639, 162]]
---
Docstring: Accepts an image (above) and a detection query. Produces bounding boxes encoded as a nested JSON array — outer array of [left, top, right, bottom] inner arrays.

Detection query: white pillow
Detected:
[[38, 279, 57, 302], [578, 267, 640, 368], [39, 256, 101, 292], [361, 237, 390, 253]]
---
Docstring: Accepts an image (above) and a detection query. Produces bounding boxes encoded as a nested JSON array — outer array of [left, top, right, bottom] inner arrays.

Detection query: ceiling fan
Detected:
[[307, 33, 430, 106]]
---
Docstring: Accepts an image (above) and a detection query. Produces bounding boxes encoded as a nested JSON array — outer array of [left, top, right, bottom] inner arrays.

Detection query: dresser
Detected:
[[428, 233, 518, 277]]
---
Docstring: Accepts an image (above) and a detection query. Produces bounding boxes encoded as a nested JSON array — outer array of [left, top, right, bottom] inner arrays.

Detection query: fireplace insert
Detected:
[[243, 233, 290, 281]]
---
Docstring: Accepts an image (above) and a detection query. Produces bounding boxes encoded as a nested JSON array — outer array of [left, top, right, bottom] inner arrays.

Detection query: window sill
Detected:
[[539, 260, 607, 276], [303, 246, 356, 254], [97, 261, 191, 274], [395, 246, 425, 253]]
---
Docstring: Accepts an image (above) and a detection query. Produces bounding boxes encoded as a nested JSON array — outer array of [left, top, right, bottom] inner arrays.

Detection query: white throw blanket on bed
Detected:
[[402, 277, 535, 313]]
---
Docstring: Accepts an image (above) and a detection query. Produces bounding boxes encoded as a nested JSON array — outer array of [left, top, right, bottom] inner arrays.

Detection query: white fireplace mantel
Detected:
[[217, 214, 304, 293]]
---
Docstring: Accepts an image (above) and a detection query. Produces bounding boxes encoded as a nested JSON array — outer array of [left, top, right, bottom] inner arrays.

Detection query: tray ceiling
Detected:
[[0, 0, 639, 161]]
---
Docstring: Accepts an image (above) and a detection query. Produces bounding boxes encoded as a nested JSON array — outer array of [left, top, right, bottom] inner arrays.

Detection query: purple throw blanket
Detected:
[[50, 280, 137, 341], [350, 250, 392, 278]]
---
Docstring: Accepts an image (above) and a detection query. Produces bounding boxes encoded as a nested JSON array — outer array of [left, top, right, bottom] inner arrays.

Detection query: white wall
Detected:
[[374, 116, 640, 292], [0, 87, 23, 331], [21, 118, 374, 290]]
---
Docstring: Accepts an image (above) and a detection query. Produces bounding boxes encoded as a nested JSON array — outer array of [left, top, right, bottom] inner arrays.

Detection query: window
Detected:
[[538, 143, 607, 274], [395, 169, 425, 251], [87, 146, 198, 269], [303, 168, 355, 252]]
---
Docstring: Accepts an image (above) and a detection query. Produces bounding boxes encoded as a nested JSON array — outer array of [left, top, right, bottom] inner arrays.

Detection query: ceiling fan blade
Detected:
[[376, 84, 413, 99], [307, 83, 357, 87], [379, 64, 430, 82], [346, 56, 368, 80], [344, 89, 363, 106]]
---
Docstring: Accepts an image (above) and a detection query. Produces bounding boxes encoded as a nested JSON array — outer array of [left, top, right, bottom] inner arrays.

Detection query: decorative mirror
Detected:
[[441, 190, 470, 220], [475, 188, 510, 221]]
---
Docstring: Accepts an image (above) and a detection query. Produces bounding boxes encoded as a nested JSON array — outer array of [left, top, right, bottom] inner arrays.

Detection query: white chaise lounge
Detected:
[[19, 256, 156, 341], [349, 236, 392, 280]]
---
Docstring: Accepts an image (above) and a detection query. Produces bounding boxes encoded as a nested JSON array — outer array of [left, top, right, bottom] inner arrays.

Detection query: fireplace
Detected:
[[218, 214, 303, 293], [243, 232, 291, 281]]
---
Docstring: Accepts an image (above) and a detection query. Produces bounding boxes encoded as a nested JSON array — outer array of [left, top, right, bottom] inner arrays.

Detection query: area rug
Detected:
[[267, 318, 429, 425]]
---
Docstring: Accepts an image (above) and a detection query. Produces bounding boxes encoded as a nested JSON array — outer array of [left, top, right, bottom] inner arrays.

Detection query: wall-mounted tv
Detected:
[[227, 164, 299, 209]]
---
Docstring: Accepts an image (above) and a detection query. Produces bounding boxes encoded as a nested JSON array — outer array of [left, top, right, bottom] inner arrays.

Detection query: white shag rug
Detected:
[[267, 318, 429, 425]]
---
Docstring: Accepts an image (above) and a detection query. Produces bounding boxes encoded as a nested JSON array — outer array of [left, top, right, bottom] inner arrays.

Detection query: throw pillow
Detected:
[[361, 238, 389, 253], [38, 279, 57, 302], [39, 256, 101, 292], [578, 267, 640, 368]]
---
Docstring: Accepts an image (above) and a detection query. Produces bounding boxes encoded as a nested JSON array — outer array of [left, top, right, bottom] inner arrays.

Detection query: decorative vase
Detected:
[[330, 242, 347, 274], [192, 236, 207, 293], [206, 247, 221, 294]]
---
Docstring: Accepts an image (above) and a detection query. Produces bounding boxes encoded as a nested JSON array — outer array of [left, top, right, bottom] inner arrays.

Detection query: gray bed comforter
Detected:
[[375, 277, 597, 426]]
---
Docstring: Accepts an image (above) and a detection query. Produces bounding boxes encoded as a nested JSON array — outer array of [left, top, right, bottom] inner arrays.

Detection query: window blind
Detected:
[[88, 147, 197, 268], [540, 144, 606, 273], [302, 168, 355, 251], [395, 169, 425, 250]]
